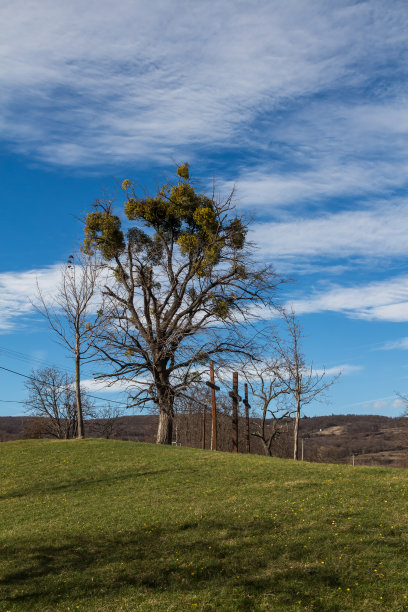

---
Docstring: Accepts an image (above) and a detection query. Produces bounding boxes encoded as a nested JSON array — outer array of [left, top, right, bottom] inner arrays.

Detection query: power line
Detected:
[[0, 345, 94, 379], [0, 345, 55, 367], [0, 364, 128, 407], [0, 364, 34, 380]]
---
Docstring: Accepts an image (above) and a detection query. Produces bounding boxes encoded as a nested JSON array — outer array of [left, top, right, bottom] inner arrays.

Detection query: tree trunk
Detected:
[[155, 375, 175, 445], [210, 361, 218, 451], [201, 402, 206, 449], [293, 390, 301, 460], [244, 383, 250, 454], [156, 409, 173, 444], [75, 340, 85, 439], [232, 371, 239, 453], [262, 439, 272, 457]]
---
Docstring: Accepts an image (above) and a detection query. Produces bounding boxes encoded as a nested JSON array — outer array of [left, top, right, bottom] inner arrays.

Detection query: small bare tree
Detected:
[[241, 358, 291, 456], [91, 404, 123, 439], [173, 388, 209, 448], [24, 366, 93, 439], [396, 393, 408, 415], [35, 252, 106, 439], [272, 308, 340, 460]]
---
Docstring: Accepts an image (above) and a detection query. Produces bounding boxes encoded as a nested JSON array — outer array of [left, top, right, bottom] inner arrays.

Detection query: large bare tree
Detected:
[[82, 164, 280, 444], [35, 252, 106, 438]]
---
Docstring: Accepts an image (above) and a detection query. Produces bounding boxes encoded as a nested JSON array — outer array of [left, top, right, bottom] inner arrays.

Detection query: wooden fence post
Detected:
[[230, 372, 240, 453], [210, 362, 217, 450], [244, 383, 250, 454], [202, 402, 206, 450], [207, 361, 219, 450]]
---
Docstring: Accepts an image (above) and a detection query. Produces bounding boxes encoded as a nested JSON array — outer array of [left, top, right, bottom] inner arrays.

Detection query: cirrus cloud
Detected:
[[289, 275, 408, 322], [1, 1, 408, 169]]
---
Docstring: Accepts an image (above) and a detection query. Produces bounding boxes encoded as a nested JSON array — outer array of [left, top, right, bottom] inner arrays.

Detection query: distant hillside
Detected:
[[1, 413, 407, 467], [298, 414, 408, 467]]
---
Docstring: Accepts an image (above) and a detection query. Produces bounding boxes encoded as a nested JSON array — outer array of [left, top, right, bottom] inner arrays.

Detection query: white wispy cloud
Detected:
[[334, 395, 405, 414], [380, 337, 408, 351], [1, 1, 407, 168], [228, 158, 408, 212], [0, 260, 115, 333], [80, 378, 134, 394], [290, 275, 408, 322], [220, 94, 408, 233], [250, 197, 408, 262], [0, 266, 61, 332], [313, 364, 362, 377]]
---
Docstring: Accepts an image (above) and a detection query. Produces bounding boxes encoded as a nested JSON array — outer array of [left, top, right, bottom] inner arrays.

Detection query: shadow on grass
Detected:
[[0, 468, 190, 501], [0, 517, 379, 611]]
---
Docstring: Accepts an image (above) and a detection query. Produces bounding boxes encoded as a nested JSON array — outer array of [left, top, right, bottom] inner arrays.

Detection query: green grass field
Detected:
[[1, 439, 408, 611]]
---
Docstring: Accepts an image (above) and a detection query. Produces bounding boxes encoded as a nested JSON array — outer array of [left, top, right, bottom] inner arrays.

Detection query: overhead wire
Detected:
[[0, 345, 95, 379], [0, 351, 225, 412], [0, 364, 128, 407]]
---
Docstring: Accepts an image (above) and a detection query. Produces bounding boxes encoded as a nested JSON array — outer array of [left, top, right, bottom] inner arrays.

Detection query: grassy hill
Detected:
[[1, 440, 408, 611]]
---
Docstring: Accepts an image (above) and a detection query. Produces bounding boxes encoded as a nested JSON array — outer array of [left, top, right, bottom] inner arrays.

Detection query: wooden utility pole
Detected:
[[205, 361, 219, 451], [243, 383, 250, 454], [202, 402, 206, 450], [229, 371, 241, 453]]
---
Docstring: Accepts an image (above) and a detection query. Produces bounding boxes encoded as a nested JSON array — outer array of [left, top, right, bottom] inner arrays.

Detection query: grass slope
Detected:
[[1, 440, 408, 611]]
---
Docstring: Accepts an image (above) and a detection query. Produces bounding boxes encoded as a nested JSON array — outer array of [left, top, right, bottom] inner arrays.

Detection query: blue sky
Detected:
[[1, 0, 408, 417]]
